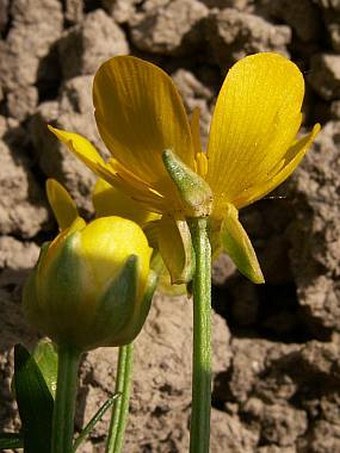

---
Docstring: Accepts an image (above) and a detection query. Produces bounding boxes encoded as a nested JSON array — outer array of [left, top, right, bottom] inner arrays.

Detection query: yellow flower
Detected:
[[23, 180, 156, 351], [49, 53, 319, 283]]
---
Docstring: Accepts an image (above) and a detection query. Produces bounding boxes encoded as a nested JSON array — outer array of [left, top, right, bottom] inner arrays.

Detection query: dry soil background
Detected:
[[0, 0, 340, 452]]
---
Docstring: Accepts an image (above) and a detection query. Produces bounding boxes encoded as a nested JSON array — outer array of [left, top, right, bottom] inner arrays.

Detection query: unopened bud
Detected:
[[23, 217, 156, 351]]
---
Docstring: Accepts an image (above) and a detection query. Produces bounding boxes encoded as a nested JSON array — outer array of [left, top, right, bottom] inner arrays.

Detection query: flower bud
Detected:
[[23, 216, 155, 352]]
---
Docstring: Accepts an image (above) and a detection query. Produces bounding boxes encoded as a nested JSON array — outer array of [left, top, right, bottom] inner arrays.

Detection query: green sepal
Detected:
[[14, 344, 54, 453], [90, 255, 138, 348], [88, 256, 156, 349], [220, 204, 264, 284], [24, 229, 85, 345], [32, 338, 58, 399], [0, 432, 24, 450], [125, 268, 158, 340], [162, 149, 213, 218], [106, 266, 157, 346]]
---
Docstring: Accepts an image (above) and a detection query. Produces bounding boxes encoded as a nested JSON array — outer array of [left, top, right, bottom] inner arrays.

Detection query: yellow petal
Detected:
[[48, 126, 117, 186], [92, 178, 159, 226], [49, 125, 169, 213], [49, 126, 104, 166], [232, 124, 320, 208], [93, 56, 195, 200], [206, 53, 305, 201], [155, 215, 195, 284], [46, 179, 79, 231], [220, 204, 264, 283], [106, 158, 166, 212]]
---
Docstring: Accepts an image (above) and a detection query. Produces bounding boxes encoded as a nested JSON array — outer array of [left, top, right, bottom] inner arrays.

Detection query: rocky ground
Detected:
[[0, 0, 339, 452]]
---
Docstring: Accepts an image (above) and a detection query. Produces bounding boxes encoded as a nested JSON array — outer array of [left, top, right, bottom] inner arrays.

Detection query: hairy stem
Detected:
[[188, 217, 212, 453]]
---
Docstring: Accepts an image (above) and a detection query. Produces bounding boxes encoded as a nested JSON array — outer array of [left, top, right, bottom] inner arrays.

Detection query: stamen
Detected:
[[190, 107, 203, 155]]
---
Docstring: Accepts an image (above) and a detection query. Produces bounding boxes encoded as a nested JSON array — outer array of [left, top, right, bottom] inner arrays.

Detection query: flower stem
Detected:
[[106, 343, 133, 453], [51, 345, 81, 453], [188, 217, 212, 453]]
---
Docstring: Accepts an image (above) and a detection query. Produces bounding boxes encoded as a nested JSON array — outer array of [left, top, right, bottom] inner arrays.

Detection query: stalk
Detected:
[[188, 217, 212, 453], [51, 345, 81, 453], [106, 343, 133, 453]]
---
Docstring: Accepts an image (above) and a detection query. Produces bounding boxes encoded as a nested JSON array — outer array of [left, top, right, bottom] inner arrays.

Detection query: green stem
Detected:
[[188, 217, 212, 453], [51, 345, 81, 453], [106, 343, 133, 453]]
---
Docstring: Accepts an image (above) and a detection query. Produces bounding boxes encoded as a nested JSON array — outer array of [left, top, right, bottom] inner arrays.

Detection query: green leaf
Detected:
[[14, 344, 54, 453], [0, 432, 24, 449], [32, 338, 58, 398], [73, 394, 120, 451]]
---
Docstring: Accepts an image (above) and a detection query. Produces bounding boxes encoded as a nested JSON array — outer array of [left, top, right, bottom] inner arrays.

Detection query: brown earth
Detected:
[[0, 0, 340, 451]]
